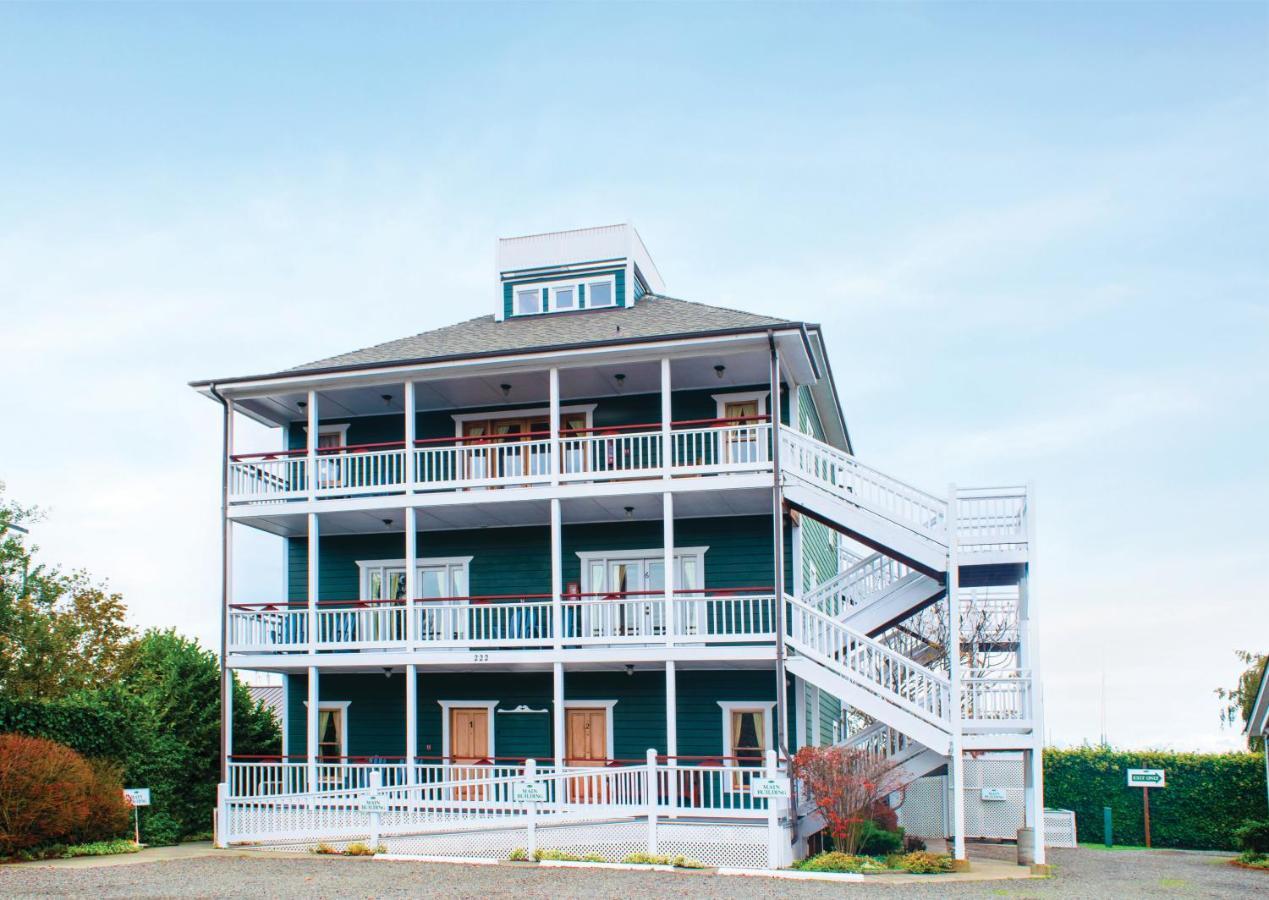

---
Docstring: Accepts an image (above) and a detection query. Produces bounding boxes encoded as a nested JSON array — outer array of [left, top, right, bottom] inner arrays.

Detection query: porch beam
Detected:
[[305, 389, 318, 501], [665, 661, 677, 757], [404, 381, 416, 493], [549, 368, 560, 486], [406, 663, 418, 771], [306, 666, 319, 792], [660, 357, 671, 479], [551, 499, 563, 649], [307, 513, 319, 654], [662, 492, 675, 645], [405, 506, 417, 649]]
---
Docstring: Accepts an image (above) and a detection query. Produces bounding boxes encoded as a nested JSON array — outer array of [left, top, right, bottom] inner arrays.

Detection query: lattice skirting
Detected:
[[240, 818, 772, 869]]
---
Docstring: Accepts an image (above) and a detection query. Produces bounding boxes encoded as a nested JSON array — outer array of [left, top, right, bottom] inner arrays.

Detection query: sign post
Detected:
[[360, 771, 384, 849], [123, 788, 151, 844], [1126, 769, 1165, 848]]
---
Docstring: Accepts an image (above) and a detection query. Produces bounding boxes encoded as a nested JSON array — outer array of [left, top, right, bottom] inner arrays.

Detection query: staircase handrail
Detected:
[[779, 426, 949, 544], [802, 552, 915, 618], [785, 593, 952, 728]]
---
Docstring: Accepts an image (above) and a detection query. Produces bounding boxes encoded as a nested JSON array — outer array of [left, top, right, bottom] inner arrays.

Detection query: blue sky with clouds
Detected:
[[2, 2, 1266, 750]]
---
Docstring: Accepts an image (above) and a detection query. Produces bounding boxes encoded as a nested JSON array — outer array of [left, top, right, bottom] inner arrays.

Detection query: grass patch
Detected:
[[1158, 878, 1188, 888]]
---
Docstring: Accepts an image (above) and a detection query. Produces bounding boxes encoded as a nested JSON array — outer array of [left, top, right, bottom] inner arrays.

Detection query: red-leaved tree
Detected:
[[792, 744, 909, 855]]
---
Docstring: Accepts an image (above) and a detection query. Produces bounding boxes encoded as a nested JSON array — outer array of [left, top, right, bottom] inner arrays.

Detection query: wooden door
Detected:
[[462, 422, 490, 481], [565, 708, 609, 803], [449, 707, 490, 800], [723, 400, 759, 464]]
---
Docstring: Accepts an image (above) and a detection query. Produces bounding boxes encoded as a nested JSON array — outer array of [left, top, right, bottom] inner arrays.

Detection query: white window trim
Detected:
[[711, 391, 769, 420], [303, 699, 351, 758], [356, 556, 473, 601], [718, 701, 775, 768], [451, 404, 597, 437], [583, 276, 616, 308], [575, 546, 709, 592], [561, 699, 618, 762], [438, 700, 499, 760]]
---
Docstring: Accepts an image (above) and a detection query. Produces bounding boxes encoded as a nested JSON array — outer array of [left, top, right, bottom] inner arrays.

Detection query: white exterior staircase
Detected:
[[802, 552, 945, 637]]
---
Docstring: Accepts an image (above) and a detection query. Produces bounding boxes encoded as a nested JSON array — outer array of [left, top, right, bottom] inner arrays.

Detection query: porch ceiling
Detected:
[[235, 486, 773, 537], [230, 345, 780, 427]]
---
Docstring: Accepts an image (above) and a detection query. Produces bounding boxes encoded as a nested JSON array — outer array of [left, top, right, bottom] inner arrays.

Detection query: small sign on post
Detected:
[[514, 782, 548, 803], [123, 788, 151, 844], [1126, 769, 1165, 848], [750, 777, 791, 799]]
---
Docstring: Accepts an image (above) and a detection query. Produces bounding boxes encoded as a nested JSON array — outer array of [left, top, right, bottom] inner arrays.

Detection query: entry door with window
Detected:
[[729, 708, 766, 789], [723, 400, 760, 464], [581, 552, 703, 640], [565, 707, 609, 802], [317, 706, 345, 788], [449, 707, 490, 800]]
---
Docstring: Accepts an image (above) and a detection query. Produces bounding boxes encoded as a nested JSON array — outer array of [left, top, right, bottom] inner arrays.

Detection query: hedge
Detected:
[[1045, 747, 1268, 850]]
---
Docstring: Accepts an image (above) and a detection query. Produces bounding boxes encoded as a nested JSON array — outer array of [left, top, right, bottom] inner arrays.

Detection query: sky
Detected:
[[1, 2, 1266, 752]]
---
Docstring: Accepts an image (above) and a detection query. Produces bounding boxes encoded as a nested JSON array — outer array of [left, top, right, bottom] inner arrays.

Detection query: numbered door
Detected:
[[449, 707, 490, 800], [565, 708, 609, 802]]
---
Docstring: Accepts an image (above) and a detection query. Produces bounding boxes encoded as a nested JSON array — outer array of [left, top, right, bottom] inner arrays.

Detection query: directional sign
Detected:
[[750, 777, 790, 799], [1127, 769, 1165, 788], [359, 794, 386, 814], [514, 782, 548, 803], [123, 788, 151, 807]]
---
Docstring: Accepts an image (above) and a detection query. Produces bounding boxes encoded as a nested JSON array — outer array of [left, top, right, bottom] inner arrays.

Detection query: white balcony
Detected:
[[228, 418, 772, 506]]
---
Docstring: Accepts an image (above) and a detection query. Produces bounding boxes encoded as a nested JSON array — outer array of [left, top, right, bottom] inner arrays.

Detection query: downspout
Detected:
[[208, 383, 231, 785], [768, 332, 789, 761]]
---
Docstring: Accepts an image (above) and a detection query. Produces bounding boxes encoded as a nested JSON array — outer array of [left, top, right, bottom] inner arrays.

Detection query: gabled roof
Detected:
[[286, 295, 792, 375]]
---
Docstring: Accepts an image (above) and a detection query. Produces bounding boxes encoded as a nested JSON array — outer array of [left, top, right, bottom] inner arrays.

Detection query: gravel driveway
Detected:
[[2, 844, 1261, 898]]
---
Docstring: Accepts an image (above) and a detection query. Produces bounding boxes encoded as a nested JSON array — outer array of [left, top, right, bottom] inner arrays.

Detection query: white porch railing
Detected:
[[228, 419, 772, 504], [961, 668, 1032, 723], [228, 591, 776, 655], [802, 552, 914, 618], [955, 486, 1029, 555]]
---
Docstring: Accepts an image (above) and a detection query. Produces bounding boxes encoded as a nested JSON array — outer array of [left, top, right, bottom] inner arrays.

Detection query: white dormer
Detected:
[[495, 224, 666, 320]]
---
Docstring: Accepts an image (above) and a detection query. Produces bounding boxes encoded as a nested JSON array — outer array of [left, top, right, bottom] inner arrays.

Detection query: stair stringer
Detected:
[[785, 651, 952, 756], [842, 572, 946, 637], [783, 477, 948, 575]]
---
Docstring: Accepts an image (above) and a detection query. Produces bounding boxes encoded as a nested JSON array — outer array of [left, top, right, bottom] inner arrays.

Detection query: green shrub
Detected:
[[343, 842, 385, 856], [794, 851, 871, 873], [532, 848, 605, 862], [857, 821, 904, 856], [1235, 819, 1269, 854], [311, 842, 339, 855], [508, 847, 530, 861], [1045, 747, 1268, 851], [620, 852, 706, 868], [894, 850, 953, 874]]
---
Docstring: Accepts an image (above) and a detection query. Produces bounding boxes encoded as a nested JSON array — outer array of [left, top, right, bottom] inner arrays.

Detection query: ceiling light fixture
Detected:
[[624, 506, 634, 520], [382, 518, 393, 529], [614, 373, 626, 392], [297, 400, 307, 410], [714, 364, 726, 379], [382, 394, 393, 406], [501, 383, 512, 399], [625, 664, 634, 677]]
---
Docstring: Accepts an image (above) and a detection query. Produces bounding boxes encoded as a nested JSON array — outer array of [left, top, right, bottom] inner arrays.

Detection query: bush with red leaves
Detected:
[[0, 733, 129, 855]]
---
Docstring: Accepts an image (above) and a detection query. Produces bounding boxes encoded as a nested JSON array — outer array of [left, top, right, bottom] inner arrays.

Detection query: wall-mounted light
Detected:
[[624, 506, 634, 520], [714, 364, 726, 380], [501, 383, 512, 399]]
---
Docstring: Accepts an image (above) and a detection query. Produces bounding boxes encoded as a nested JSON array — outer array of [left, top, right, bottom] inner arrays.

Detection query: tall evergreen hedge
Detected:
[[1045, 747, 1268, 850]]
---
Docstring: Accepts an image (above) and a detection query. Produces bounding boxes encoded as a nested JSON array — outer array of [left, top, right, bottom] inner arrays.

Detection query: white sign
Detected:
[[1127, 769, 1165, 788], [360, 794, 386, 814], [750, 777, 790, 798], [123, 788, 151, 807], [515, 782, 548, 803], [981, 787, 1008, 802]]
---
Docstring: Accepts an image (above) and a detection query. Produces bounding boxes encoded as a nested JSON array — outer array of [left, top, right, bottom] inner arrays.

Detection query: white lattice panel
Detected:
[[656, 823, 770, 868], [1044, 809, 1077, 848], [897, 775, 947, 838]]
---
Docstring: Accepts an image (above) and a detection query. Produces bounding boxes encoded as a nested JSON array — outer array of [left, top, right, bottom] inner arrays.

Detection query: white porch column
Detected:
[[307, 513, 319, 653], [305, 390, 318, 500], [811, 685, 822, 746], [404, 381, 416, 492], [1019, 484, 1046, 865], [405, 506, 417, 648], [791, 515, 803, 598], [306, 666, 319, 793], [221, 398, 235, 783], [551, 499, 563, 648], [549, 368, 560, 486], [947, 483, 967, 861], [660, 357, 672, 477], [794, 675, 806, 751], [662, 492, 675, 645], [553, 663, 565, 770], [406, 663, 418, 779], [665, 661, 677, 757]]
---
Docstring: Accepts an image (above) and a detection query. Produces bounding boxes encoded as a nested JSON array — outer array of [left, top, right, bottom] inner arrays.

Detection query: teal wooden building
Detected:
[[193, 224, 1043, 867]]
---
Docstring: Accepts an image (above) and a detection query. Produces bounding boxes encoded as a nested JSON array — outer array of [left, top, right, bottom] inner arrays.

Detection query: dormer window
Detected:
[[516, 287, 542, 315], [551, 285, 576, 311], [586, 279, 614, 308]]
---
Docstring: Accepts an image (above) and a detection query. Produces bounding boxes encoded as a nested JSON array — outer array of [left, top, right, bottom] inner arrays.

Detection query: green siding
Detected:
[[287, 514, 792, 603], [285, 668, 795, 760], [287, 385, 774, 450], [501, 267, 625, 318]]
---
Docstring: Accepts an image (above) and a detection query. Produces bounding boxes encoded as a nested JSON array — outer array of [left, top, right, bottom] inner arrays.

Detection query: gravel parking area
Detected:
[[1, 843, 1260, 898]]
